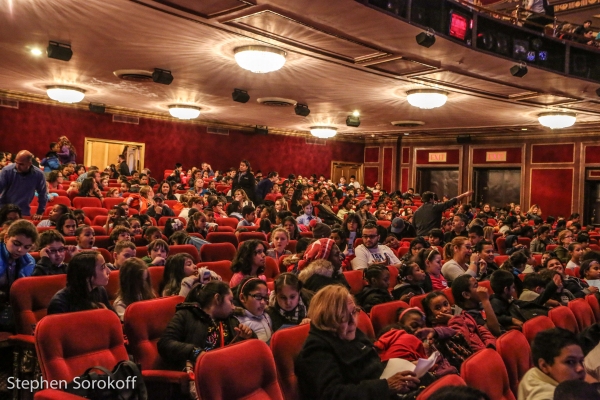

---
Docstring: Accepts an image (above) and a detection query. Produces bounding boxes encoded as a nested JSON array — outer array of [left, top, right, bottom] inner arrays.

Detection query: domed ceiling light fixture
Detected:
[[234, 45, 287, 73], [537, 111, 576, 129], [310, 126, 337, 139], [406, 89, 448, 109], [168, 105, 201, 120], [46, 86, 85, 103]]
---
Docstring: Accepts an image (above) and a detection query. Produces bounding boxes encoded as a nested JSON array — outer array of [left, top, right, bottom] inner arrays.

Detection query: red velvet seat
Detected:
[[342, 270, 364, 295], [494, 255, 509, 266], [206, 232, 239, 248], [216, 225, 235, 233], [164, 200, 179, 209], [353, 238, 364, 249], [72, 197, 102, 208], [356, 309, 375, 340], [299, 232, 313, 239], [169, 244, 200, 263], [94, 235, 112, 250], [92, 215, 109, 226], [264, 257, 280, 282], [517, 237, 531, 248], [549, 305, 579, 333], [496, 237, 507, 255], [50, 196, 72, 208], [369, 300, 410, 336], [106, 270, 120, 303], [568, 298, 596, 331], [397, 247, 410, 257], [199, 242, 237, 262], [81, 207, 107, 221], [215, 217, 240, 229], [265, 193, 283, 202], [98, 247, 114, 263], [416, 374, 467, 400], [123, 296, 189, 398], [387, 265, 399, 291], [194, 339, 284, 400], [103, 197, 124, 210], [198, 260, 233, 282], [270, 324, 310, 400], [522, 316, 555, 344], [376, 220, 391, 229], [49, 189, 68, 197], [496, 330, 533, 398], [136, 246, 148, 258], [587, 294, 600, 321], [35, 309, 129, 398], [409, 293, 428, 311], [286, 240, 298, 253], [461, 348, 515, 400], [238, 231, 268, 243], [148, 266, 164, 295]]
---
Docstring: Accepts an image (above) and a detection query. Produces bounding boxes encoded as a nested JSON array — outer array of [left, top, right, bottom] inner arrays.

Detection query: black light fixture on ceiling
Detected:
[[416, 30, 436, 48], [294, 103, 310, 117], [152, 68, 173, 85], [510, 63, 528, 78], [88, 103, 106, 114], [232, 88, 250, 103], [346, 112, 360, 127], [47, 41, 73, 61], [255, 125, 268, 135]]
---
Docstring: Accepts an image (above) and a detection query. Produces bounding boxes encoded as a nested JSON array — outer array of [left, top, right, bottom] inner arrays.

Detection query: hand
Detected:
[[511, 318, 524, 327], [552, 273, 563, 290], [300, 318, 311, 325], [470, 252, 480, 264], [478, 259, 488, 275], [33, 214, 43, 221], [476, 286, 490, 302], [234, 324, 253, 340], [589, 286, 599, 294], [434, 313, 453, 325], [65, 245, 78, 256], [40, 247, 49, 258], [387, 371, 419, 394], [151, 257, 166, 266], [400, 292, 415, 302], [154, 206, 163, 214]]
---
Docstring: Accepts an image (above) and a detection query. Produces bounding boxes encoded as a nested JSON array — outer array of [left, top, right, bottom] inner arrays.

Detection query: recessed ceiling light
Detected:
[[46, 86, 85, 103], [353, 110, 360, 117], [404, 132, 410, 136], [521, 128, 528, 131], [371, 134, 375, 137], [30, 48, 43, 56]]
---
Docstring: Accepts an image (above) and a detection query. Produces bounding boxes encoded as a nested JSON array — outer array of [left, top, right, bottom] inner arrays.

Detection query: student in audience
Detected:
[[108, 225, 131, 249], [399, 237, 427, 265], [0, 204, 21, 227], [57, 213, 77, 237], [47, 251, 112, 314], [75, 225, 96, 250], [146, 194, 175, 219], [580, 259, 600, 289], [392, 262, 426, 302], [275, 198, 289, 213], [237, 205, 256, 228], [295, 285, 419, 400], [57, 136, 76, 165], [565, 242, 583, 270], [296, 200, 321, 227], [441, 237, 483, 284], [530, 225, 553, 253], [554, 230, 573, 264], [336, 197, 354, 220], [78, 177, 103, 201], [233, 188, 254, 208], [186, 211, 217, 237], [553, 380, 600, 400], [518, 328, 586, 400], [141, 239, 169, 266], [444, 214, 468, 243], [229, 239, 267, 287], [266, 273, 310, 331], [46, 170, 64, 190], [110, 240, 136, 270], [209, 199, 228, 218], [352, 222, 401, 270], [422, 291, 455, 329], [40, 143, 61, 173], [356, 265, 394, 312], [258, 218, 272, 235], [158, 281, 254, 371], [282, 216, 300, 241], [449, 274, 501, 344], [545, 256, 598, 298], [160, 253, 197, 296], [113, 258, 156, 321], [32, 230, 71, 276], [266, 227, 291, 260], [36, 204, 69, 228], [415, 247, 446, 291], [143, 226, 162, 245], [234, 277, 273, 343]]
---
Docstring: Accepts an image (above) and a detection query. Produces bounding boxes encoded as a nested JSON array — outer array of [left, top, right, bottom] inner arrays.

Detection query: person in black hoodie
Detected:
[[356, 265, 394, 313], [392, 262, 426, 302], [157, 281, 255, 371], [232, 159, 256, 203]]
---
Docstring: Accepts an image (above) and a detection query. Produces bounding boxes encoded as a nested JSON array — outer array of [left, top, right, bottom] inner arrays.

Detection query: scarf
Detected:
[[277, 296, 307, 324]]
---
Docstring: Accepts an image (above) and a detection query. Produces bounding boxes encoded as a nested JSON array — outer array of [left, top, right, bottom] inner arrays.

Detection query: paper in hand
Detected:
[[380, 351, 439, 380], [413, 351, 439, 378]]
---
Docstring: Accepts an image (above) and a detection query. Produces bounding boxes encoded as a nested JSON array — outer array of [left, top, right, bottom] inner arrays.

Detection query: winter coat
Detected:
[[355, 286, 393, 313], [448, 311, 496, 352]]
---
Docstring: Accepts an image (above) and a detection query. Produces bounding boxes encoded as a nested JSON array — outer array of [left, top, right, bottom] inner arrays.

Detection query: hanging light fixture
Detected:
[[310, 126, 337, 139], [46, 86, 85, 103], [406, 89, 448, 109], [538, 111, 576, 129], [168, 105, 201, 120], [234, 45, 286, 73]]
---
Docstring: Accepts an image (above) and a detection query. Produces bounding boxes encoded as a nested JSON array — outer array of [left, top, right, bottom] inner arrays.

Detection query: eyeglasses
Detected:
[[249, 293, 269, 302], [47, 247, 66, 255], [362, 234, 379, 239]]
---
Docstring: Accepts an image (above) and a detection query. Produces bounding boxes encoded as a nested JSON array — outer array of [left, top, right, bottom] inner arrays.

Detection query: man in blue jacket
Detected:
[[0, 150, 48, 219]]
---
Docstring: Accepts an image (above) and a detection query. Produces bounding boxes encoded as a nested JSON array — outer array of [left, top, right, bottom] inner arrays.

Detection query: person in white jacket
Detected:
[[351, 222, 401, 270]]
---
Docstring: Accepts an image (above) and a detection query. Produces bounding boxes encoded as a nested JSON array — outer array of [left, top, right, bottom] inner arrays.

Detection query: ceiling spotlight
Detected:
[[30, 48, 43, 56], [46, 86, 85, 103], [168, 105, 201, 120], [152, 68, 173, 85], [346, 114, 360, 127], [416, 31, 436, 48], [232, 88, 250, 103], [294, 103, 310, 117], [352, 110, 360, 117], [310, 126, 337, 139], [538, 111, 576, 129], [47, 41, 72, 61], [234, 45, 286, 73], [510, 64, 528, 78], [406, 89, 448, 109]]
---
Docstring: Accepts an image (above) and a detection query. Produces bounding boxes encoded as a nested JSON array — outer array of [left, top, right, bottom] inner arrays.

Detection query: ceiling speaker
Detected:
[[47, 41, 72, 61], [510, 64, 528, 78], [456, 135, 471, 144], [232, 89, 250, 103], [152, 68, 173, 85], [88, 103, 106, 114], [255, 125, 268, 135]]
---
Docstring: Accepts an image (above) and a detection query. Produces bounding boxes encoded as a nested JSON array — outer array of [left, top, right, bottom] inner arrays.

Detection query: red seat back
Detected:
[[496, 330, 533, 398], [103, 197, 124, 210], [51, 196, 72, 207], [195, 340, 284, 400], [238, 232, 268, 243], [494, 255, 509, 266], [549, 305, 579, 333], [35, 309, 128, 382], [215, 218, 239, 229], [98, 247, 114, 263], [270, 324, 310, 400], [264, 257, 280, 282], [199, 243, 237, 262], [123, 296, 184, 370], [72, 197, 102, 208], [461, 348, 516, 400], [409, 293, 428, 312], [496, 237, 507, 255], [148, 266, 164, 295], [353, 238, 364, 249], [356, 309, 375, 340], [587, 294, 600, 321], [369, 300, 410, 336], [568, 298, 596, 331], [169, 244, 200, 263], [376, 220, 391, 229], [342, 270, 364, 295], [94, 235, 112, 249], [198, 261, 233, 283], [299, 232, 313, 239], [387, 265, 399, 291], [81, 207, 108, 221], [106, 270, 120, 303], [10, 275, 67, 335], [416, 374, 466, 400], [206, 232, 239, 248], [522, 316, 555, 344]]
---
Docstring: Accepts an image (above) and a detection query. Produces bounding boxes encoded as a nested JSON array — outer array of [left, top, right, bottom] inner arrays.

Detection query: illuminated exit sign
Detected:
[[429, 152, 447, 162], [486, 151, 507, 162]]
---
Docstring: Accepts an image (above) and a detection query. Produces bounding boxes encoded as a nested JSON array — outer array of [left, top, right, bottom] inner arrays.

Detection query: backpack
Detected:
[[509, 300, 549, 322]]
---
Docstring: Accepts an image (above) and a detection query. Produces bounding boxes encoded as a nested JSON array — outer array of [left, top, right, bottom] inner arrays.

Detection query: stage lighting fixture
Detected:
[[416, 31, 436, 48], [47, 41, 72, 61], [510, 64, 528, 78], [346, 114, 360, 127], [89, 103, 106, 114], [151, 68, 173, 85], [232, 88, 250, 103], [294, 103, 310, 117]]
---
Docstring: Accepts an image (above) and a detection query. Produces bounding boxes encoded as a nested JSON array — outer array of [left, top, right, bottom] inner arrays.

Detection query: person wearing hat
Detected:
[[356, 199, 376, 226], [146, 193, 175, 219], [312, 222, 332, 239], [413, 190, 474, 237]]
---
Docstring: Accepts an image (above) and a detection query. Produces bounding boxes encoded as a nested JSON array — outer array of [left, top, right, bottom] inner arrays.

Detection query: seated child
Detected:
[[113, 258, 156, 321], [234, 277, 273, 343], [75, 225, 97, 250], [160, 253, 197, 296], [143, 226, 163, 245], [392, 262, 426, 302], [141, 239, 169, 266], [107, 225, 132, 252], [266, 227, 292, 260], [237, 205, 256, 228], [266, 273, 310, 332], [565, 243, 583, 270], [32, 230, 70, 276], [580, 259, 600, 290], [355, 265, 394, 313], [545, 257, 598, 298], [109, 241, 136, 270]]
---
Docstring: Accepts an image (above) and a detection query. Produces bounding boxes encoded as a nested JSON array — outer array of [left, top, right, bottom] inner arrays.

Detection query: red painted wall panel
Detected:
[[530, 168, 573, 218], [365, 147, 379, 163], [364, 167, 379, 187], [401, 168, 409, 192], [402, 147, 409, 164], [531, 144, 574, 164], [383, 148, 393, 192], [472, 147, 522, 164], [585, 145, 600, 164], [416, 149, 460, 164], [0, 102, 364, 178]]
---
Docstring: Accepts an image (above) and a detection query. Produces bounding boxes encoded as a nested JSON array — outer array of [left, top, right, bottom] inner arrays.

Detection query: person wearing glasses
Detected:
[[210, 199, 228, 218], [32, 230, 75, 276], [234, 277, 273, 343], [351, 222, 401, 270], [296, 285, 420, 400]]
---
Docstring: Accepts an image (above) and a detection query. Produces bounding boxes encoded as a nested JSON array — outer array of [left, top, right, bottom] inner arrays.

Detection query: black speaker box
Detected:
[[89, 103, 106, 114], [457, 135, 471, 144], [47, 42, 72, 61], [152, 68, 173, 85], [232, 89, 250, 103]]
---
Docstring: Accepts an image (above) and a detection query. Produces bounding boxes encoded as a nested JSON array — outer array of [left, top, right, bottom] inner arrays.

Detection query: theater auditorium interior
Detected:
[[1, 0, 600, 399]]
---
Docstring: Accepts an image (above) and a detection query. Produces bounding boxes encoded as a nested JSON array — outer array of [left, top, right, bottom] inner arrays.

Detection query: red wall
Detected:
[[0, 102, 364, 178]]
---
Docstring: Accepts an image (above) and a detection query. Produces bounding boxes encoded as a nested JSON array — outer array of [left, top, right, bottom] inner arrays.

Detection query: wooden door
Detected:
[[331, 162, 363, 185], [84, 138, 145, 171]]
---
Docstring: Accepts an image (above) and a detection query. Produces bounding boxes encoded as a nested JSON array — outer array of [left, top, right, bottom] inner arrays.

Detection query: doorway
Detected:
[[331, 162, 363, 186], [84, 138, 145, 172], [584, 175, 600, 227], [473, 168, 521, 209], [417, 168, 459, 199]]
